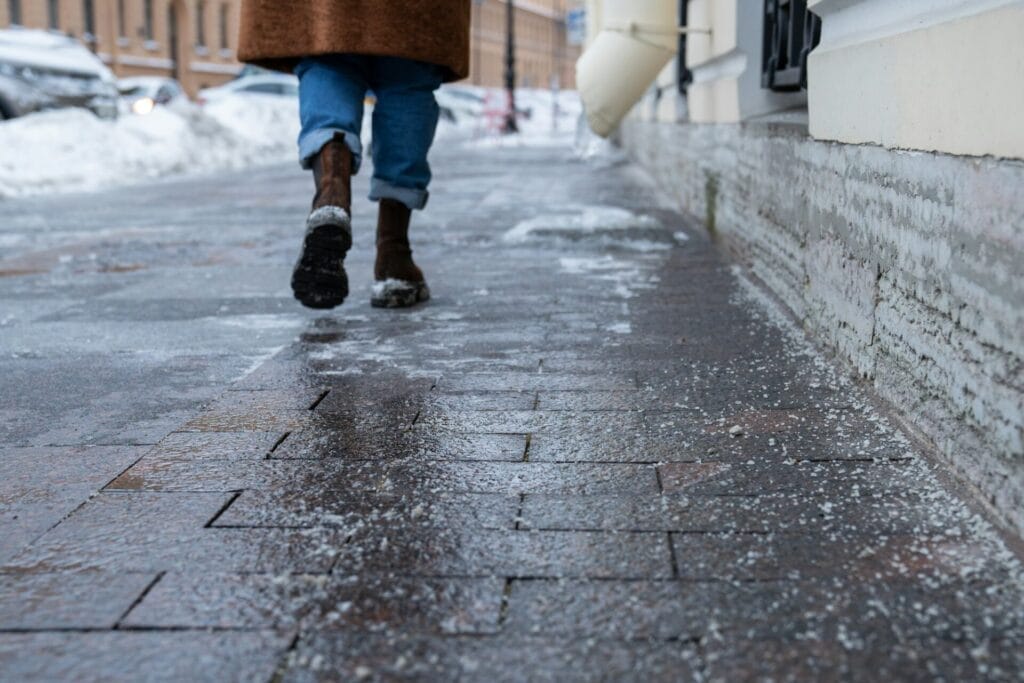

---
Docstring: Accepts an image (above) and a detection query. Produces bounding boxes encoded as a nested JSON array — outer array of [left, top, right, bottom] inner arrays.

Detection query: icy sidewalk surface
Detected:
[[0, 141, 1022, 681]]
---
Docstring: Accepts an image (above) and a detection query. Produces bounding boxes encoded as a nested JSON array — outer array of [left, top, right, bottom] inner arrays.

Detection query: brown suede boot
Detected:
[[291, 134, 353, 309], [371, 198, 430, 308]]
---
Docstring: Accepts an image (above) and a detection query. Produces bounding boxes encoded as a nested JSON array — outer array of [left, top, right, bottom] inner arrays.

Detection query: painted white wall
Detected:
[[686, 0, 805, 123], [808, 0, 1024, 159]]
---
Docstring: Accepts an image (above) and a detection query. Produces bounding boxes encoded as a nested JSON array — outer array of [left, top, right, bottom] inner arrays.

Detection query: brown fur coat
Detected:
[[238, 1, 471, 82]]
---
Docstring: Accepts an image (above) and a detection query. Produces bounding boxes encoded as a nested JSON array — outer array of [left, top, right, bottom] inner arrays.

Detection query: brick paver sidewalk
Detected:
[[1, 141, 1023, 681]]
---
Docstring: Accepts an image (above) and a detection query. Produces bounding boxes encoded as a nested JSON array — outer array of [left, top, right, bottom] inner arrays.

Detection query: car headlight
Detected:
[[131, 97, 156, 115]]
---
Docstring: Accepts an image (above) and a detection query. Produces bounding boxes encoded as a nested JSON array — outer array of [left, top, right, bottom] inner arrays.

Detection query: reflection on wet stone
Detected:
[[123, 573, 505, 633], [214, 491, 520, 531]]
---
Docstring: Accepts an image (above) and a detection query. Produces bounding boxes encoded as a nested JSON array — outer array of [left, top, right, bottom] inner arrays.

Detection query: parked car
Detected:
[[197, 73, 299, 105], [0, 27, 118, 120], [118, 76, 189, 116]]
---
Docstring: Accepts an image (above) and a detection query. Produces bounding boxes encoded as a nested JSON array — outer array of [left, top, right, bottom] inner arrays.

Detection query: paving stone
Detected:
[[380, 462, 659, 495], [214, 491, 519, 530], [180, 407, 312, 432], [422, 391, 537, 411], [534, 391, 645, 411], [106, 458, 386, 492], [644, 407, 914, 462], [519, 492, 971, 535], [0, 354, 242, 448], [519, 494, 691, 531], [504, 579, 704, 639], [312, 374, 436, 412], [671, 532, 1010, 582], [146, 431, 284, 461], [527, 430, 701, 463], [0, 631, 290, 683], [271, 430, 528, 461], [110, 456, 647, 493], [505, 575, 1024, 647], [8, 525, 343, 574], [437, 372, 636, 392], [657, 460, 923, 496], [636, 362, 846, 414], [283, 633, 702, 683], [230, 359, 331, 391], [0, 446, 146, 563], [337, 528, 673, 579], [0, 446, 144, 503], [0, 570, 156, 629], [840, 580, 1024, 644], [223, 387, 330, 409], [3, 493, 342, 573], [309, 406, 421, 434], [0, 506, 61, 566], [414, 409, 644, 435], [123, 572, 504, 633], [703, 636, 1024, 683]]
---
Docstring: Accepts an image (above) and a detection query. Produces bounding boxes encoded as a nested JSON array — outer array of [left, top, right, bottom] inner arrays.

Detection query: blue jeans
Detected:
[[296, 55, 444, 210]]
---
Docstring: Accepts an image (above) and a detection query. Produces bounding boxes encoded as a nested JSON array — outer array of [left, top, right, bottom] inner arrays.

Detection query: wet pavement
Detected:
[[2, 139, 1024, 682]]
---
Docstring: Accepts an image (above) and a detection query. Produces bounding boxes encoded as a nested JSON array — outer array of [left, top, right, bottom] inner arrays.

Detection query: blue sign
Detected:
[[567, 8, 586, 46]]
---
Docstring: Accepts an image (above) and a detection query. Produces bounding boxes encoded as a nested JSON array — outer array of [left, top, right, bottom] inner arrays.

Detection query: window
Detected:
[[762, 0, 821, 92], [117, 0, 125, 36], [83, 0, 95, 37], [7, 0, 21, 25], [195, 0, 205, 46], [219, 3, 229, 50], [143, 0, 154, 40]]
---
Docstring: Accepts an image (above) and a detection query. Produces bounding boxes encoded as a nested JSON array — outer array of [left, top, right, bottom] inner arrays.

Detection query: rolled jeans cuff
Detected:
[[369, 178, 429, 211], [299, 128, 363, 172]]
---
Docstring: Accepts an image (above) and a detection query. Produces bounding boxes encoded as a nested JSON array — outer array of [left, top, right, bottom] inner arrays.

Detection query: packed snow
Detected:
[[0, 85, 583, 199], [503, 205, 661, 243]]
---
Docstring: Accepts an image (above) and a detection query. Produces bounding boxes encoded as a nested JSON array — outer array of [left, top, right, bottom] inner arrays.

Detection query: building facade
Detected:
[[2, 0, 581, 95], [468, 0, 581, 90], [587, 0, 1024, 535]]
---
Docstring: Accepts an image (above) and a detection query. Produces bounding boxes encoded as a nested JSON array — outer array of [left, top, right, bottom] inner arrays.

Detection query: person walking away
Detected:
[[237, 2, 471, 309]]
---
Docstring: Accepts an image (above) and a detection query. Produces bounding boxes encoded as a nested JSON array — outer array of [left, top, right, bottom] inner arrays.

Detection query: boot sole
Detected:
[[291, 208, 353, 310], [371, 279, 431, 309]]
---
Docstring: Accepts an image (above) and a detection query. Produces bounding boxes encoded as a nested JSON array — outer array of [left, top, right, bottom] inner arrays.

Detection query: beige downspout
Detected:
[[576, 0, 707, 137]]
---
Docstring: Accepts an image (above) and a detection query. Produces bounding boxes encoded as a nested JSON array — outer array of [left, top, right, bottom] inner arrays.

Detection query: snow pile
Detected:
[[558, 255, 656, 301], [573, 112, 628, 165], [455, 88, 583, 149], [0, 95, 299, 198], [203, 94, 300, 149], [0, 86, 582, 198], [503, 204, 661, 243]]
